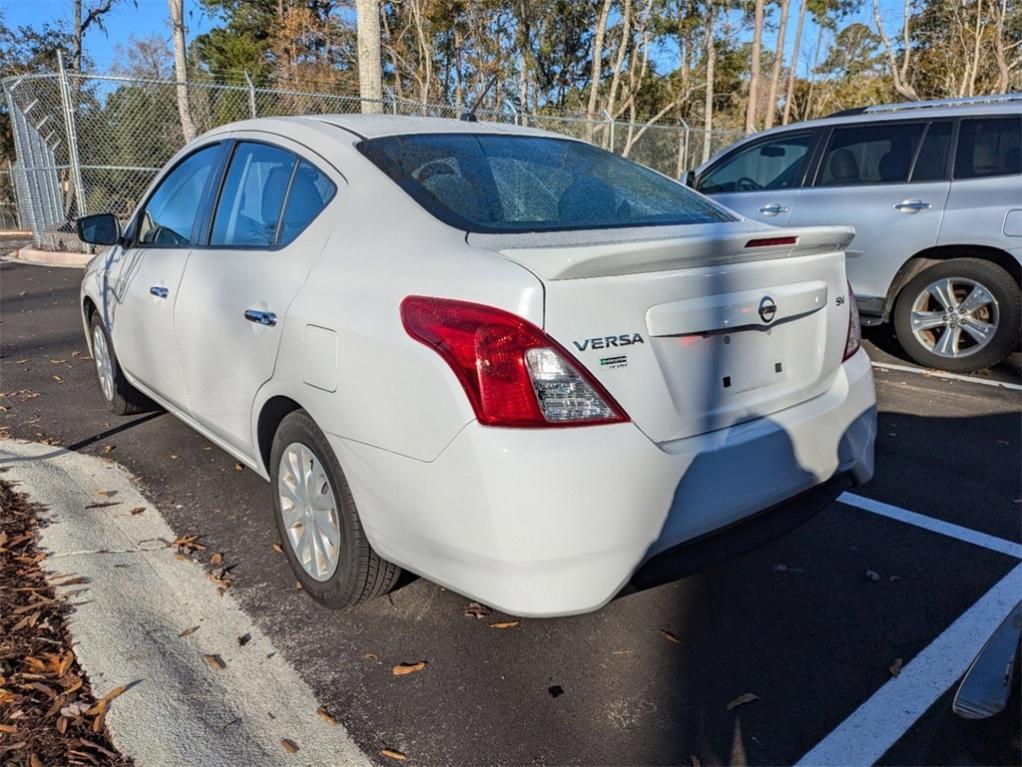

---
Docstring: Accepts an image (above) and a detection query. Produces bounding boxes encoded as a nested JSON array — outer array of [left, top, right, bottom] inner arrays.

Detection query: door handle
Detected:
[[149, 286, 169, 299], [894, 199, 932, 213], [244, 309, 278, 327], [758, 203, 789, 215]]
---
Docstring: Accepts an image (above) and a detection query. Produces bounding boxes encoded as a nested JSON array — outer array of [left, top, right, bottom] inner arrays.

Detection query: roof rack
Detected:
[[862, 93, 1022, 114]]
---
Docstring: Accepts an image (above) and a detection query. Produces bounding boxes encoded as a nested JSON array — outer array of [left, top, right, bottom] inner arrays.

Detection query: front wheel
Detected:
[[88, 313, 151, 415], [270, 410, 400, 608], [893, 259, 1020, 373]]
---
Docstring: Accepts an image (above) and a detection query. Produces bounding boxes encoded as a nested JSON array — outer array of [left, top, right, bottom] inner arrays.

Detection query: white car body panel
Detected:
[[81, 114, 876, 616]]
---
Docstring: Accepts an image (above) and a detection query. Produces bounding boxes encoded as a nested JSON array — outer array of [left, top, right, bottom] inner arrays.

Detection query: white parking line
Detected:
[[797, 496, 1022, 766], [871, 361, 1022, 392], [795, 561, 1022, 767], [840, 492, 1022, 559]]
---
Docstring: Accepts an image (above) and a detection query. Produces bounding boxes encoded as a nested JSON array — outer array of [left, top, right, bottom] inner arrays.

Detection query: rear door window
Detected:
[[954, 117, 1021, 180], [910, 121, 953, 182], [697, 132, 814, 194], [211, 142, 297, 247], [816, 122, 925, 186]]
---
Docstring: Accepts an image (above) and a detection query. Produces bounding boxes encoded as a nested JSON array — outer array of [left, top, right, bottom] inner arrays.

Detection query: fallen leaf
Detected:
[[889, 658, 903, 677], [490, 620, 519, 629], [0, 723, 17, 734], [612, 649, 633, 656], [101, 445, 114, 454], [95, 490, 117, 498], [380, 748, 407, 761], [203, 654, 225, 671], [281, 739, 299, 753], [129, 506, 145, 515], [237, 633, 251, 647], [209, 551, 223, 566], [362, 652, 380, 662], [659, 629, 683, 644], [317, 706, 336, 725], [726, 693, 759, 711], [272, 543, 284, 554], [464, 601, 490, 619], [392, 661, 426, 676], [51, 375, 62, 382], [234, 463, 243, 471], [295, 581, 303, 591], [178, 626, 199, 637], [29, 753, 42, 767], [865, 570, 880, 582]]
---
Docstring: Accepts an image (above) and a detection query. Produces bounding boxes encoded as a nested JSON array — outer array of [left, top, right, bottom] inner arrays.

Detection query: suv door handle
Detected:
[[758, 203, 789, 215], [149, 286, 169, 299], [894, 199, 932, 213], [244, 309, 278, 327]]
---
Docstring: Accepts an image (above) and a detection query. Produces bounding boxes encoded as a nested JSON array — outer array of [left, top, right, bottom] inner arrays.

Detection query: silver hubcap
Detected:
[[91, 324, 114, 402], [910, 277, 999, 359], [277, 443, 341, 582]]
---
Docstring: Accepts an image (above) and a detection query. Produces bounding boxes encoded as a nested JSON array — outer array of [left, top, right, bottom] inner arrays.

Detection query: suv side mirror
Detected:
[[76, 213, 121, 246], [682, 170, 696, 188]]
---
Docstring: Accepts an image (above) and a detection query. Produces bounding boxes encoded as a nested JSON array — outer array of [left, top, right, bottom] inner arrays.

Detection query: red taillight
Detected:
[[400, 296, 629, 428], [745, 236, 798, 248]]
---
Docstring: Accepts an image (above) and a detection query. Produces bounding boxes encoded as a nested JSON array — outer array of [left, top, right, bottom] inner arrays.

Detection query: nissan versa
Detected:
[[76, 115, 876, 617]]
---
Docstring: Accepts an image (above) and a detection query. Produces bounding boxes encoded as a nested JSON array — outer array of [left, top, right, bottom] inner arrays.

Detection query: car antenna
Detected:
[[460, 74, 498, 122]]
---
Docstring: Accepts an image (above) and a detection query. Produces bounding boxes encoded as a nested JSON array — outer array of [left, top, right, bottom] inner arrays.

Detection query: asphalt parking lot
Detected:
[[1, 252, 1020, 766]]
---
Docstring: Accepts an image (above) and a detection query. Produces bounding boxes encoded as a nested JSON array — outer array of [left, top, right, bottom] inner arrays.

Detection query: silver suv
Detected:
[[691, 96, 1021, 372]]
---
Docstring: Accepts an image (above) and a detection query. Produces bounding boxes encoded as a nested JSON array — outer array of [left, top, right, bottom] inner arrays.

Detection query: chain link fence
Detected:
[[2, 63, 744, 252]]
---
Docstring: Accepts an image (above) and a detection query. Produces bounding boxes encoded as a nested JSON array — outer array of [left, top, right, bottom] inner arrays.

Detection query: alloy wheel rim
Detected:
[[92, 324, 115, 402], [909, 277, 999, 359], [277, 442, 341, 582]]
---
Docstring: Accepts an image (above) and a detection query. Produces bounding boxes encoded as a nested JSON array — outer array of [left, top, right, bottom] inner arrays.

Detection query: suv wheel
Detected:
[[893, 258, 1020, 373], [270, 410, 401, 608]]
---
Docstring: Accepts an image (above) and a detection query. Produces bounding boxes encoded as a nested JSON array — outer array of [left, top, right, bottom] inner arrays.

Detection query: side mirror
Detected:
[[682, 170, 696, 188], [76, 213, 121, 246]]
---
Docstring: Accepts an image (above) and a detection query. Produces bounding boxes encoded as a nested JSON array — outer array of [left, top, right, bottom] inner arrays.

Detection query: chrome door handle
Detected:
[[244, 309, 277, 327], [149, 286, 169, 298], [894, 199, 931, 212], [758, 203, 789, 215]]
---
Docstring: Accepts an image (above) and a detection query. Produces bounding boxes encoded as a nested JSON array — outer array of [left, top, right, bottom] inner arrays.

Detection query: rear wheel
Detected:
[[893, 259, 1020, 373], [88, 313, 151, 415], [270, 410, 400, 608]]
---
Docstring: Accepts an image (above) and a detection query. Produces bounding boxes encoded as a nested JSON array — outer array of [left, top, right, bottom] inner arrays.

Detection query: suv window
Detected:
[[211, 142, 296, 247], [817, 122, 924, 186], [697, 133, 813, 194], [277, 160, 336, 245], [954, 117, 1021, 180], [137, 143, 220, 247], [910, 121, 953, 182]]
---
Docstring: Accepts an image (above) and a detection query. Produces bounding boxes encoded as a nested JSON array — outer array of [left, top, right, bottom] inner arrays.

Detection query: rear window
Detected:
[[358, 133, 733, 234]]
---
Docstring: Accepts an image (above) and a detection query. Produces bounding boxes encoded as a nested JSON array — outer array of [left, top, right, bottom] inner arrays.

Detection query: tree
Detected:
[[764, 0, 791, 128], [781, 0, 806, 124], [356, 0, 384, 112], [702, 0, 716, 162], [874, 0, 918, 99], [745, 0, 765, 132], [168, 0, 196, 140], [71, 0, 126, 73], [586, 0, 614, 130]]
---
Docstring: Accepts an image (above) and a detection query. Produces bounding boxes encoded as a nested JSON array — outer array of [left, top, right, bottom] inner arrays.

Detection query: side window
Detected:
[[954, 117, 1021, 180], [817, 122, 924, 186], [211, 142, 297, 247], [277, 160, 336, 245], [137, 144, 220, 247], [910, 121, 953, 182], [697, 133, 814, 194]]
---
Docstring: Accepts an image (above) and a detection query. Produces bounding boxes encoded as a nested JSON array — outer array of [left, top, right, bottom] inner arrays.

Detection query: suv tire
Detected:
[[270, 410, 401, 608], [893, 258, 1020, 373]]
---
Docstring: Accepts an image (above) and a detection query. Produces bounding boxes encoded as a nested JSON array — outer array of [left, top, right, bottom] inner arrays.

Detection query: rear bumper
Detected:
[[330, 349, 876, 617]]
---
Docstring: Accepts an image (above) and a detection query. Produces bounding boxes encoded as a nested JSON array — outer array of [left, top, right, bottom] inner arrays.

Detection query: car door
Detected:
[[695, 129, 818, 226], [788, 120, 953, 304], [173, 138, 338, 453], [105, 142, 224, 411]]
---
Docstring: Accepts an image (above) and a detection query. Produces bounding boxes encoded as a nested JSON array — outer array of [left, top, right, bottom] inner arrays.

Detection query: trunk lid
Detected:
[[470, 224, 855, 443]]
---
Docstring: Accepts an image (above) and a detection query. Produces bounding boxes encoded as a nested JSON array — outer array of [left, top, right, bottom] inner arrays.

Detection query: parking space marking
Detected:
[[795, 561, 1022, 767], [871, 361, 1022, 392], [840, 493, 1022, 560]]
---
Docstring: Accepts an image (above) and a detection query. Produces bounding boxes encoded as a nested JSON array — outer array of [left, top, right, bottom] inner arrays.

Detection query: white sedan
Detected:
[[77, 115, 876, 617]]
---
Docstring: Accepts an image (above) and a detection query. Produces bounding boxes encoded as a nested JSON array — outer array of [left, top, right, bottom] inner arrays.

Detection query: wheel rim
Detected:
[[277, 442, 341, 582], [909, 277, 999, 360], [91, 324, 115, 402]]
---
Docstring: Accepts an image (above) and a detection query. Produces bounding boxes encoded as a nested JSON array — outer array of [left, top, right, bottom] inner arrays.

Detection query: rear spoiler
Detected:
[[484, 226, 855, 281]]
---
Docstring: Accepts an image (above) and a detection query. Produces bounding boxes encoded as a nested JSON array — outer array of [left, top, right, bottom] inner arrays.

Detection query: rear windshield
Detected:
[[357, 133, 733, 234]]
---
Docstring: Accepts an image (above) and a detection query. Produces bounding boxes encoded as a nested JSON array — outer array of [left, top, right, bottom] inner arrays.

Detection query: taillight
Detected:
[[400, 296, 629, 427], [844, 282, 862, 361]]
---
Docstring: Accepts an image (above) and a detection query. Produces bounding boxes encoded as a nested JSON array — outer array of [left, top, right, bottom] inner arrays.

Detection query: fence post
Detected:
[[244, 71, 257, 118], [603, 109, 614, 152], [56, 51, 88, 221], [676, 118, 690, 179], [7, 160, 22, 230]]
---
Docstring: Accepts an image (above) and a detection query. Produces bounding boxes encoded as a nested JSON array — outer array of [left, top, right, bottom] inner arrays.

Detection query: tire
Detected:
[[270, 410, 400, 608], [88, 313, 151, 415], [893, 258, 1020, 373]]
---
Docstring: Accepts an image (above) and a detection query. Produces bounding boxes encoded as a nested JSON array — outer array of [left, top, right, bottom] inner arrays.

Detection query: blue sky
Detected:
[[4, 0, 901, 80]]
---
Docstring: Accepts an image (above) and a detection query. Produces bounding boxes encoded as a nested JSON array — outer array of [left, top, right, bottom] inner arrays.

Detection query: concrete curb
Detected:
[[6, 246, 94, 269], [0, 440, 371, 767]]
